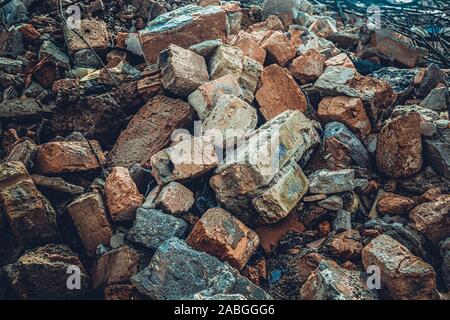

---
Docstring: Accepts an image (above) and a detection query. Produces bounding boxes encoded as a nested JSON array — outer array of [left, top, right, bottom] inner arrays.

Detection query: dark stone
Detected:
[[73, 48, 102, 68], [126, 208, 188, 251], [371, 67, 417, 101], [131, 237, 272, 300], [3, 244, 90, 299], [332, 209, 352, 232], [398, 166, 450, 195], [423, 129, 450, 179]]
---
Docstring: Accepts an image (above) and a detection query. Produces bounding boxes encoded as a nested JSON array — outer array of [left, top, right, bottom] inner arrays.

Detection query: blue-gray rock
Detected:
[[0, 57, 22, 74], [73, 48, 102, 68], [370, 67, 418, 96], [39, 41, 70, 70], [420, 87, 449, 112], [189, 39, 223, 58], [332, 209, 352, 232], [131, 237, 272, 300], [308, 169, 356, 194], [126, 208, 188, 250], [423, 129, 450, 179], [324, 121, 369, 167]]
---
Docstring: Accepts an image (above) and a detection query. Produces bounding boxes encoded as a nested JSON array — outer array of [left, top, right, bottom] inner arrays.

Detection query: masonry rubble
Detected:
[[0, 0, 449, 301]]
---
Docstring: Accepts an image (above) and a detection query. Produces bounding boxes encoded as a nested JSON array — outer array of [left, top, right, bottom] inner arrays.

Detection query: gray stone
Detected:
[[324, 122, 369, 167], [189, 39, 223, 58], [423, 130, 450, 178], [370, 67, 417, 96], [130, 237, 271, 300], [0, 29, 24, 57], [127, 208, 188, 251], [436, 119, 450, 128], [300, 260, 377, 300], [420, 87, 449, 112], [440, 238, 450, 290], [308, 169, 357, 194], [0, 57, 22, 74], [238, 56, 263, 103], [39, 40, 70, 70], [332, 209, 352, 232], [416, 63, 446, 98], [110, 233, 125, 249], [318, 195, 343, 211], [0, 98, 43, 120], [73, 48, 102, 68]]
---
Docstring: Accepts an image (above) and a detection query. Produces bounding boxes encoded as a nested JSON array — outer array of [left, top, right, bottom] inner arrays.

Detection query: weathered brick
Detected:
[[108, 95, 193, 168], [187, 207, 259, 270]]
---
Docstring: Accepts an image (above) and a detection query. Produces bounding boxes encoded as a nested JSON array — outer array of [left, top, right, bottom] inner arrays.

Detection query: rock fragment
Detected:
[[300, 260, 376, 300], [362, 234, 437, 299], [188, 74, 243, 120], [67, 192, 113, 257], [155, 182, 194, 216], [289, 49, 325, 84], [0, 161, 58, 246], [187, 208, 259, 270], [158, 44, 209, 97], [376, 192, 415, 216], [108, 95, 193, 168], [151, 136, 219, 184], [3, 244, 90, 299], [208, 44, 243, 80], [255, 64, 308, 120], [261, 31, 296, 66], [127, 208, 188, 251], [131, 238, 271, 300], [35, 140, 105, 174], [105, 167, 143, 222], [376, 112, 422, 178], [92, 246, 139, 289]]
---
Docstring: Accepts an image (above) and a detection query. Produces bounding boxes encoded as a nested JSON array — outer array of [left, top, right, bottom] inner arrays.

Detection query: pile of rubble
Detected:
[[0, 0, 449, 300]]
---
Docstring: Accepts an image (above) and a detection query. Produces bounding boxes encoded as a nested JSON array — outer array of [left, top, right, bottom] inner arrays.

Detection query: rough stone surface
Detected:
[[64, 19, 109, 53], [108, 95, 193, 168], [362, 234, 437, 299], [35, 140, 105, 174], [308, 169, 357, 194], [376, 112, 422, 178], [230, 31, 266, 65], [131, 238, 271, 300], [3, 244, 90, 299], [139, 5, 228, 64], [0, 161, 58, 246], [92, 246, 139, 288], [105, 167, 143, 222], [187, 208, 259, 270], [252, 162, 309, 224], [409, 194, 450, 244], [127, 208, 188, 250], [158, 44, 209, 97], [289, 49, 325, 84], [151, 136, 219, 184], [4, 139, 38, 169], [203, 94, 258, 147], [255, 64, 308, 120], [300, 260, 377, 300], [261, 31, 296, 66], [155, 182, 194, 216], [423, 130, 450, 179], [208, 44, 243, 80], [376, 192, 415, 216]]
